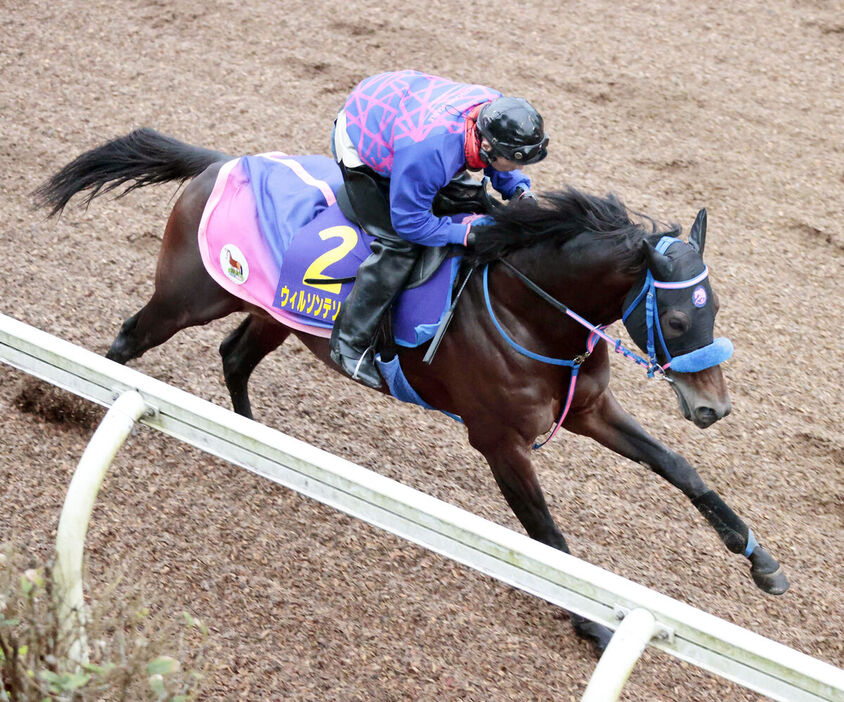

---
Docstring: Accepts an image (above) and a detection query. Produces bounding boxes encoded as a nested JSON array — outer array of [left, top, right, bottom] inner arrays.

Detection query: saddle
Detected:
[[200, 154, 485, 349], [335, 169, 496, 289]]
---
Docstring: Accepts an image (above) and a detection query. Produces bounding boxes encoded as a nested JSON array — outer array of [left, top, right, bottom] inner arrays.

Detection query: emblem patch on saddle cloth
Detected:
[[220, 244, 248, 284], [197, 154, 461, 346]]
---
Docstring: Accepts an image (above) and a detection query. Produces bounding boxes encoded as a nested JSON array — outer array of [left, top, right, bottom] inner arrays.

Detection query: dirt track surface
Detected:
[[2, 1, 842, 699]]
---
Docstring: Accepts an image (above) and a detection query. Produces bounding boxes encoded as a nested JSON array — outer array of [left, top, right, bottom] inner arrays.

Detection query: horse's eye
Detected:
[[660, 310, 690, 339]]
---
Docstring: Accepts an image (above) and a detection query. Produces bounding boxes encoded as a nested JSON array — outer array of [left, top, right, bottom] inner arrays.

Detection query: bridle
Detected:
[[483, 236, 733, 447], [620, 236, 734, 375]]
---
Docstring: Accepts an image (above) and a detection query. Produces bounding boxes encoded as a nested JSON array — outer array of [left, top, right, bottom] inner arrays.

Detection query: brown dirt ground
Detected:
[[1, 0, 842, 699]]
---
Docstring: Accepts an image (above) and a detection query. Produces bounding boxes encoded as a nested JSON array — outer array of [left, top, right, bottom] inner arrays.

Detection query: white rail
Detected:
[[53, 390, 150, 665], [581, 607, 659, 701], [1, 313, 842, 702]]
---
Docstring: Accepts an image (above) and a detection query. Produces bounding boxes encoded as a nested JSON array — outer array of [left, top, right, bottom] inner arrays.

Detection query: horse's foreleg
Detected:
[[468, 427, 614, 654], [219, 314, 291, 419], [565, 389, 789, 595]]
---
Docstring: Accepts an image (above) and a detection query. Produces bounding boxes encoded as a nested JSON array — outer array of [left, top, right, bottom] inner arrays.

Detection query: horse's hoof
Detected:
[[571, 614, 613, 657], [751, 565, 790, 595]]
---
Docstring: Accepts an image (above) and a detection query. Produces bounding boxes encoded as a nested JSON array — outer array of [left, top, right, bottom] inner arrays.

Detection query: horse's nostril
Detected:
[[696, 407, 718, 424]]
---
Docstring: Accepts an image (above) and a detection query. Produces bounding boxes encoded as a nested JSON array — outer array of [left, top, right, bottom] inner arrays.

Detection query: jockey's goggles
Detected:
[[489, 136, 550, 164]]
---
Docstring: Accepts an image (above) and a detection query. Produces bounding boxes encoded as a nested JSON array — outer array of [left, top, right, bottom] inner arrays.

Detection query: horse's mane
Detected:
[[466, 187, 681, 273]]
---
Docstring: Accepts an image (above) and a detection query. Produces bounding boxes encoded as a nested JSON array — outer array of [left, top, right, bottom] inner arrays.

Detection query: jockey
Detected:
[[330, 70, 549, 388]]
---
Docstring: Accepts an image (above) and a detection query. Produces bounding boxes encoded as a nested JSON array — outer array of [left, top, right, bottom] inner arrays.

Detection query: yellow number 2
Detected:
[[302, 225, 359, 294]]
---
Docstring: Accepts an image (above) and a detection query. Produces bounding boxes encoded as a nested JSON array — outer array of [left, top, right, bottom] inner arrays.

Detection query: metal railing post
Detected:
[[53, 390, 149, 665], [581, 607, 659, 701]]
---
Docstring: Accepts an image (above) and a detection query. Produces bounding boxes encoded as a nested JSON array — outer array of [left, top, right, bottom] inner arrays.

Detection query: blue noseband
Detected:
[[670, 337, 734, 373], [622, 236, 733, 375]]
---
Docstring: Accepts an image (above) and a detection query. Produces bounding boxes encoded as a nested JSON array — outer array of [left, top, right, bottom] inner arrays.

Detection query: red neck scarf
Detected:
[[464, 104, 487, 171]]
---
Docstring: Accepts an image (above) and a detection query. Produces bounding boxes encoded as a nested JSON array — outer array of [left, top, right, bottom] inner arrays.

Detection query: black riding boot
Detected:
[[329, 237, 421, 388]]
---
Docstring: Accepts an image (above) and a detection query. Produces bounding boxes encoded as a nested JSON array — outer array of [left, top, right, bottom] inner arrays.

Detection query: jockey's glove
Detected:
[[464, 215, 495, 249], [513, 184, 537, 202]]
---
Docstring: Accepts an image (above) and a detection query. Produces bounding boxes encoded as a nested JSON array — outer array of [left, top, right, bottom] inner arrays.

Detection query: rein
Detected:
[[484, 260, 665, 449], [489, 260, 665, 374]]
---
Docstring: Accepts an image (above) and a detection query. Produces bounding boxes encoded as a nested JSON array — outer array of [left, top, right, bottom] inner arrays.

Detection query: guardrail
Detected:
[[1, 312, 842, 702]]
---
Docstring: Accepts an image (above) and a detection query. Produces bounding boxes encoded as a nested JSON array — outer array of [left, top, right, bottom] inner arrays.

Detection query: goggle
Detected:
[[490, 135, 550, 164]]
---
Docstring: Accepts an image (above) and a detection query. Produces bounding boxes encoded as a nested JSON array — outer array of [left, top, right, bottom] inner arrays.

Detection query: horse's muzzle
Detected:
[[693, 403, 731, 428], [666, 367, 732, 428]]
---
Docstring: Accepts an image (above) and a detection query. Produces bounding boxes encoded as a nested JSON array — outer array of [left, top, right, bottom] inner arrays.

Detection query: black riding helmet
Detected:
[[477, 97, 549, 165]]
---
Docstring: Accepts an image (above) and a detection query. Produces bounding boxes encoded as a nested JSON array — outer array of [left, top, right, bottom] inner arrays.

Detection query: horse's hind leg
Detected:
[[106, 307, 158, 365], [105, 244, 241, 364], [219, 314, 291, 418], [106, 287, 240, 365], [107, 164, 241, 364]]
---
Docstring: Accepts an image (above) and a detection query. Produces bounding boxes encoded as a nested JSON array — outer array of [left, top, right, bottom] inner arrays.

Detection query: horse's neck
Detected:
[[507, 245, 634, 328]]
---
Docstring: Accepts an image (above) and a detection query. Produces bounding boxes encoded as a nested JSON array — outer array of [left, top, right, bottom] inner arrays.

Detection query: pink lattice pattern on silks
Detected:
[[344, 71, 499, 173]]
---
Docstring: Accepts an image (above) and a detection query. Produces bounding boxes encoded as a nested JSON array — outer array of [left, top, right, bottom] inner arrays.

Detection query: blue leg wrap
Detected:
[[744, 529, 759, 558]]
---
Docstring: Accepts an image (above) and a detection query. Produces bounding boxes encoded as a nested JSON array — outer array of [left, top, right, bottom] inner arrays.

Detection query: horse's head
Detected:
[[622, 209, 733, 428]]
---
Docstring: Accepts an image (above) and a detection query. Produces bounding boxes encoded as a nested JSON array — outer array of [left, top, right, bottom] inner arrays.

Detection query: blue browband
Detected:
[[621, 236, 733, 375]]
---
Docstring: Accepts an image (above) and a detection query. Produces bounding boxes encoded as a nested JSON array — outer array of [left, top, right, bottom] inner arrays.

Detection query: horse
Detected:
[[35, 128, 790, 654]]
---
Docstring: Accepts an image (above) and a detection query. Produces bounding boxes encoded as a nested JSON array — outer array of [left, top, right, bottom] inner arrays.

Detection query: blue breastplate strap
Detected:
[[483, 263, 602, 449], [483, 264, 581, 366], [487, 261, 657, 373], [485, 261, 660, 449]]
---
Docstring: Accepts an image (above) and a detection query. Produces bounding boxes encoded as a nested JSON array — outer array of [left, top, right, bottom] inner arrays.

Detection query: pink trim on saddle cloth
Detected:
[[196, 157, 332, 338]]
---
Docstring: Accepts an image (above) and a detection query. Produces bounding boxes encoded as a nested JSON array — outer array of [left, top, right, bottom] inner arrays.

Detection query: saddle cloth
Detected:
[[197, 154, 463, 347]]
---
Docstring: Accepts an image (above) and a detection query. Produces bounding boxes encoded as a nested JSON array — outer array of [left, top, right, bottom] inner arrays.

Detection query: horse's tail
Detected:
[[34, 128, 231, 217]]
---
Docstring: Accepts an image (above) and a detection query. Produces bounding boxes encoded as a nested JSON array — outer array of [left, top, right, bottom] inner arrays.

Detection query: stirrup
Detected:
[[330, 345, 382, 389]]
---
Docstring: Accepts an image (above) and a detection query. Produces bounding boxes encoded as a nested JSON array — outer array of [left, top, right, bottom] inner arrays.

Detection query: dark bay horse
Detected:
[[36, 129, 789, 653]]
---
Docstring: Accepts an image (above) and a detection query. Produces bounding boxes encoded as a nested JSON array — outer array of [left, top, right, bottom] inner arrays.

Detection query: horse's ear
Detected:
[[641, 239, 674, 281], [689, 208, 707, 255]]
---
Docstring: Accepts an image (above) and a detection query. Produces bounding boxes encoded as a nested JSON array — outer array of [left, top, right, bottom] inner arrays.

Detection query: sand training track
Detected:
[[1, 0, 842, 699]]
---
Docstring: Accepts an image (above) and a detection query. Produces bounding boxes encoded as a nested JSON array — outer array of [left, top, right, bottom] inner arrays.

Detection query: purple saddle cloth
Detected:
[[239, 154, 463, 347]]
